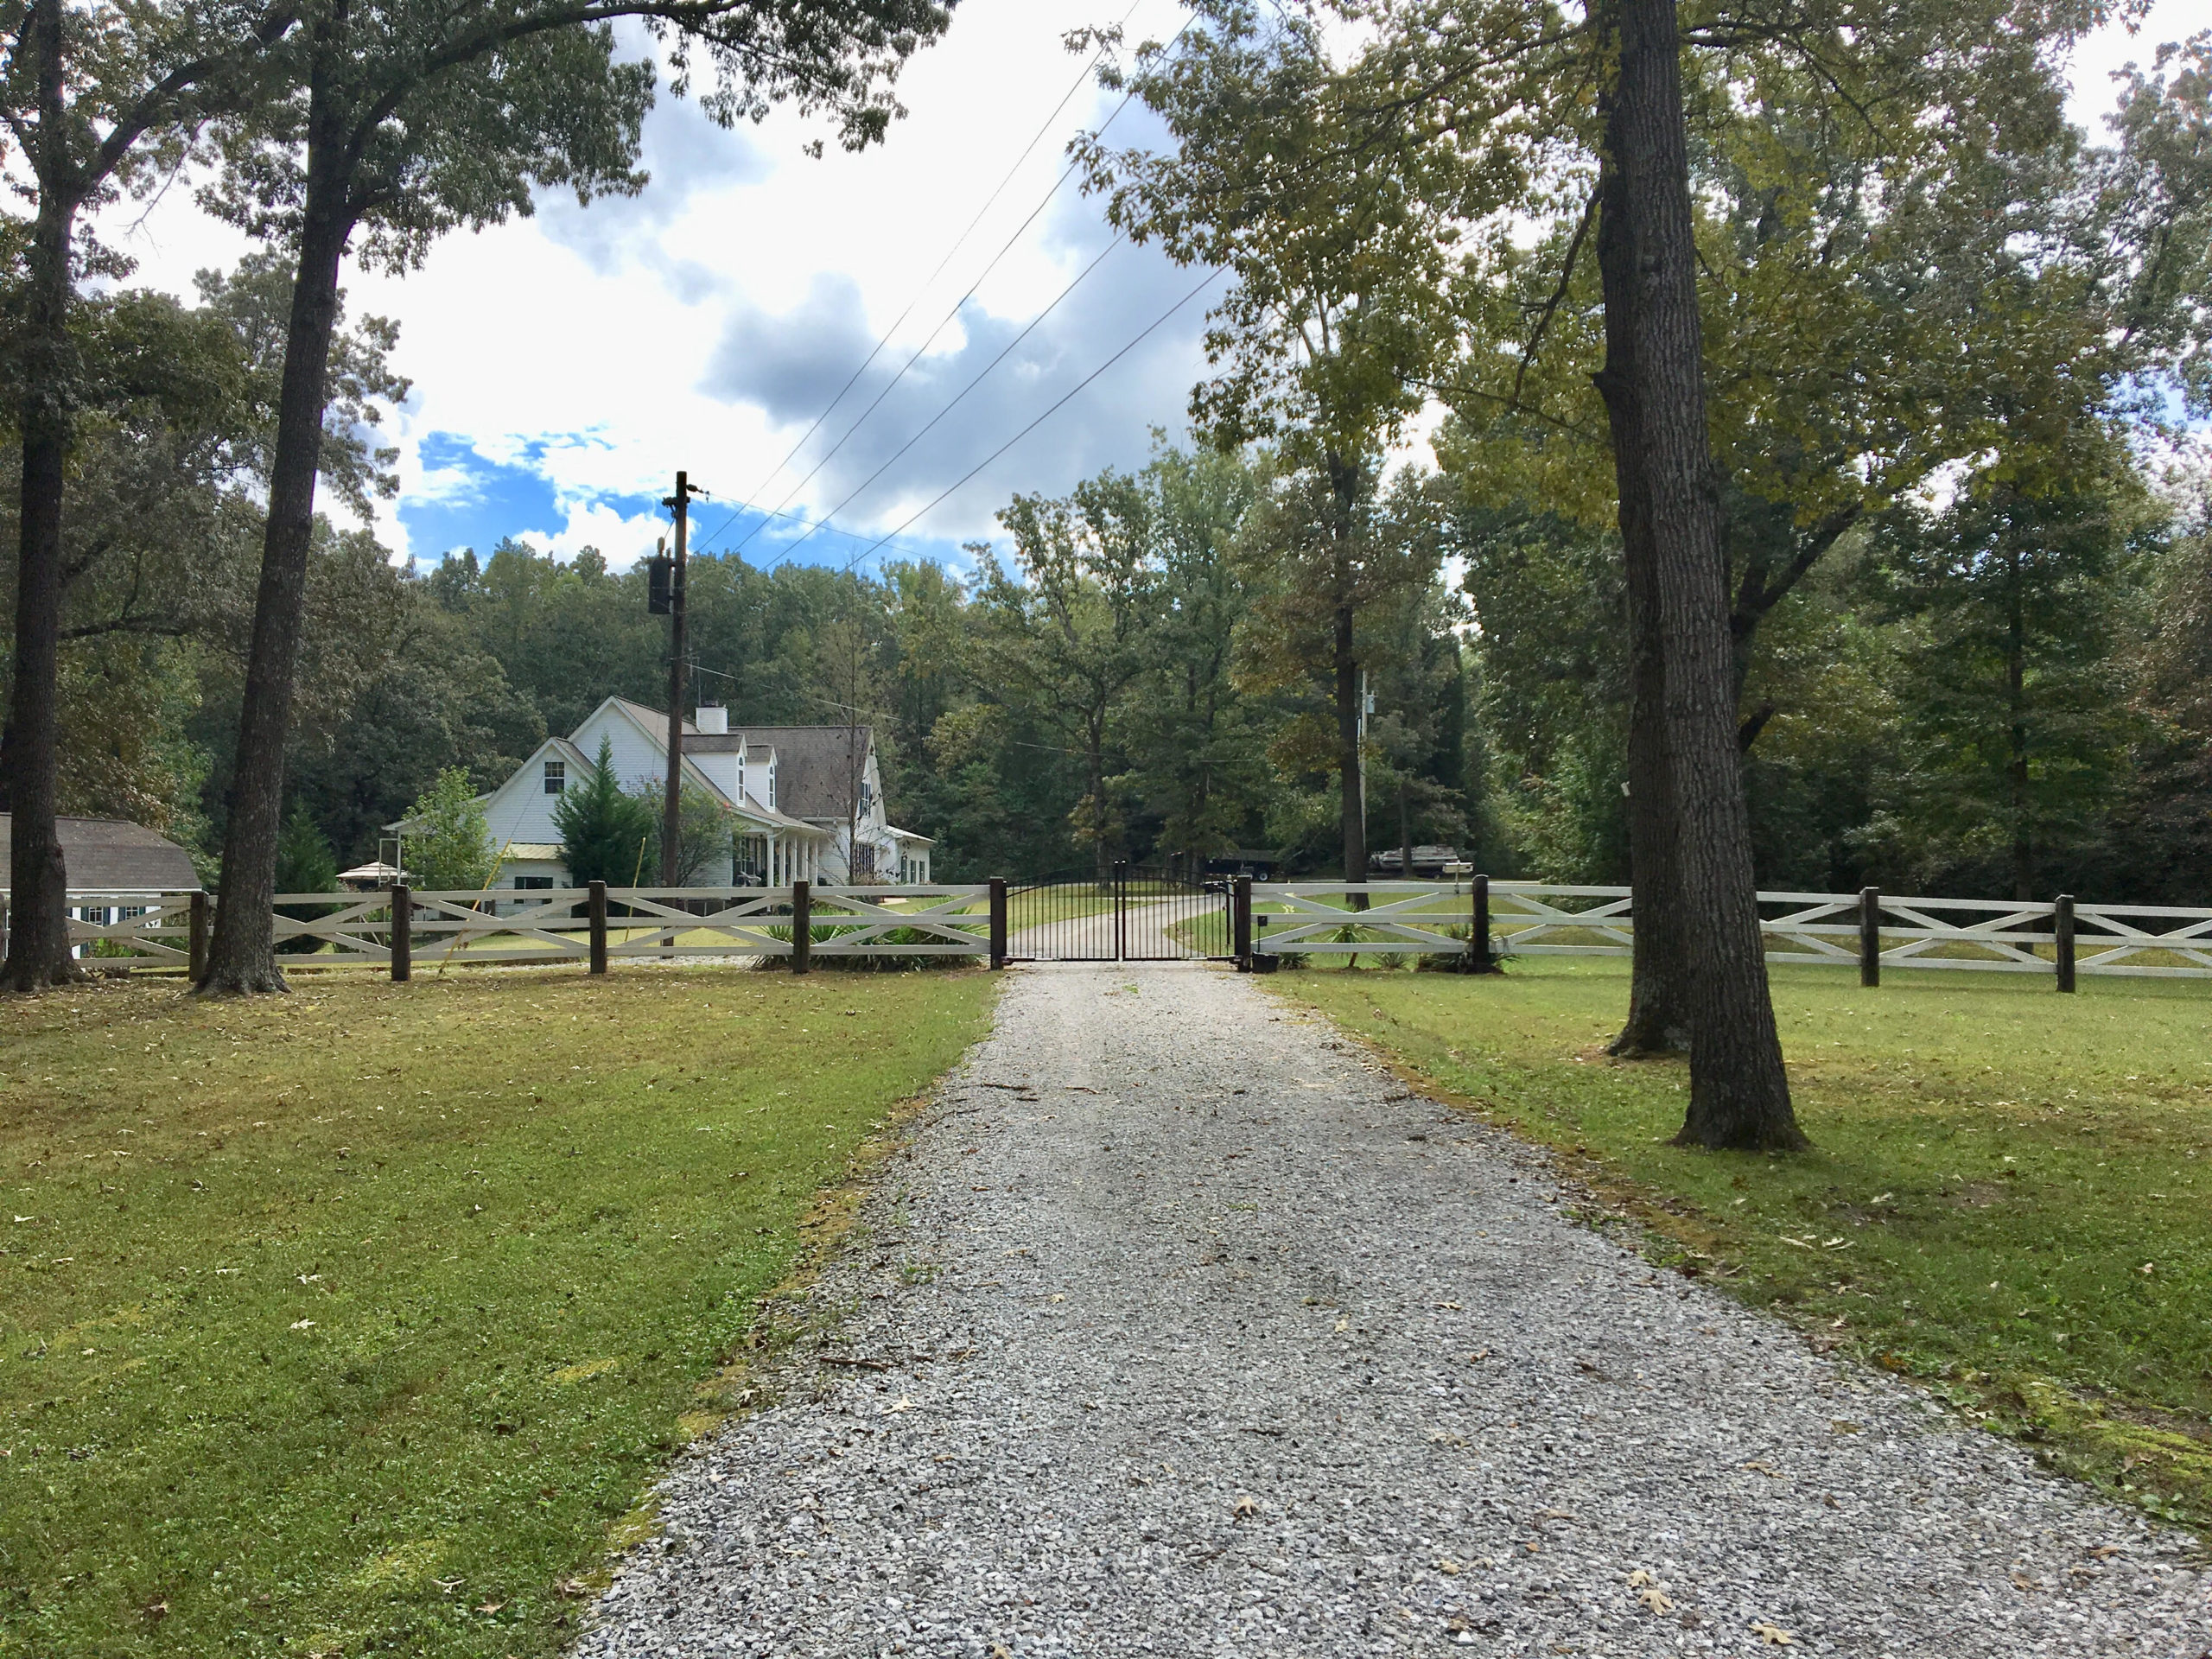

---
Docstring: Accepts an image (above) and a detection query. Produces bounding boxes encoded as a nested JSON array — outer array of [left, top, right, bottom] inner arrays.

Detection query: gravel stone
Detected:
[[575, 962, 2209, 1657]]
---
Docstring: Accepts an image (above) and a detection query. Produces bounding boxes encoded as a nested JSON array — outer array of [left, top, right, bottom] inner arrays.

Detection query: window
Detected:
[[513, 875, 554, 891], [543, 760, 566, 794]]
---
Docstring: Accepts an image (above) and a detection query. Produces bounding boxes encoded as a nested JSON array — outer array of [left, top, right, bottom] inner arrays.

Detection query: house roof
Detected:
[[0, 815, 199, 893], [606, 696, 695, 741], [717, 725, 877, 822]]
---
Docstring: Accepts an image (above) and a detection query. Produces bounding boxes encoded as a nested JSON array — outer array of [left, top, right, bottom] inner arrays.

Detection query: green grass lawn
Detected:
[[1, 967, 996, 1658], [1274, 959, 2212, 1530]]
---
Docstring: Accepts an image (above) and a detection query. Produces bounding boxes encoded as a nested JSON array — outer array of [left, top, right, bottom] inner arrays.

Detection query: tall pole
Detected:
[[660, 471, 697, 889]]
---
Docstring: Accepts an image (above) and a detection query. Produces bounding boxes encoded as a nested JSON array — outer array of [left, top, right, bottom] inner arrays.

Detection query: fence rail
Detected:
[[43, 883, 995, 975], [34, 878, 2212, 987], [1247, 880, 2212, 982]]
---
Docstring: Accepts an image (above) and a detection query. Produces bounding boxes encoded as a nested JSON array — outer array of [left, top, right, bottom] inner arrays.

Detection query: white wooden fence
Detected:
[[1249, 881, 2212, 979], [41, 879, 2212, 982], [48, 884, 995, 970]]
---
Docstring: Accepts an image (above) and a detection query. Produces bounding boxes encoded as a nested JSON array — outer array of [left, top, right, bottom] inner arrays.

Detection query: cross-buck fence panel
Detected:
[[1248, 881, 2212, 980], [33, 880, 2212, 983], [34, 885, 994, 969]]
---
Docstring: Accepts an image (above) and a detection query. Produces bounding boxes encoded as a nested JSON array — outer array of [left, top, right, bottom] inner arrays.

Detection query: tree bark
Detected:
[[2006, 543, 2031, 901], [1609, 0, 1802, 1148], [1592, 127, 1688, 1058], [1325, 449, 1365, 893], [1, 0, 86, 991], [199, 87, 354, 995], [1334, 598, 1365, 884]]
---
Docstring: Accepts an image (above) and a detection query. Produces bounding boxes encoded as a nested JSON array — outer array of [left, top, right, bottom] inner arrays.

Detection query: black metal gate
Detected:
[[1005, 861, 1230, 962]]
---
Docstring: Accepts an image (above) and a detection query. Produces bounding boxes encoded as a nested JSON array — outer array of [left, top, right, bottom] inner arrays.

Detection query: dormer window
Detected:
[[543, 760, 566, 794]]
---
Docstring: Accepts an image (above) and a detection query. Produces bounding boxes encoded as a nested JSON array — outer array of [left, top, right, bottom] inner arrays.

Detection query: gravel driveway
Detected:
[[575, 962, 2208, 1657]]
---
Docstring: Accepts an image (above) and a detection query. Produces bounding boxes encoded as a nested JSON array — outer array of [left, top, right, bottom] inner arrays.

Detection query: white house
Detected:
[[451, 696, 932, 897]]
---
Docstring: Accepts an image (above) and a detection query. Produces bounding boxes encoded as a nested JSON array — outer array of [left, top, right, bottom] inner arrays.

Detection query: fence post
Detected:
[[1467, 873, 1502, 974], [988, 877, 1007, 969], [791, 880, 811, 975], [2055, 893, 2075, 993], [1233, 875, 1253, 969], [1859, 887, 1881, 988], [388, 884, 411, 983], [1113, 859, 1128, 961], [188, 892, 210, 980], [588, 880, 608, 976]]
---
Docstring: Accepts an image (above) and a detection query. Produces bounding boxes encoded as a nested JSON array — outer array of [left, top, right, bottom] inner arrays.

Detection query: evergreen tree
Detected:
[[551, 739, 659, 887], [274, 807, 340, 894]]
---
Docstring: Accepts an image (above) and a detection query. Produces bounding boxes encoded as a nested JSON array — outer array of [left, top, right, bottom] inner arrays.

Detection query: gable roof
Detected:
[[716, 726, 876, 822], [0, 816, 199, 893], [606, 696, 693, 739]]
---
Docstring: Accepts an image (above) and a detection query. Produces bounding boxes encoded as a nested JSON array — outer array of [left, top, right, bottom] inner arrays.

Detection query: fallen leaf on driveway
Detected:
[[1434, 1558, 1461, 1574], [1233, 1494, 1260, 1519], [1751, 1620, 1796, 1645], [1637, 1586, 1675, 1614], [1741, 1460, 1783, 1478]]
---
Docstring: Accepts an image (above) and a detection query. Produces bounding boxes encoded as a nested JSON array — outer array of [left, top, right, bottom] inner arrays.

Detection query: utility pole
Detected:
[[660, 470, 703, 887]]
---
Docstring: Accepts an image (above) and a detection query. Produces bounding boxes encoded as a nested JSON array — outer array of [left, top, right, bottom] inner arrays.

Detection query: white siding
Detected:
[[573, 704, 671, 795], [479, 745, 575, 855]]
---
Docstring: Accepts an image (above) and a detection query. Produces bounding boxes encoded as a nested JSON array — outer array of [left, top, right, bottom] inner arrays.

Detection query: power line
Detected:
[[714, 9, 1199, 562], [761, 232, 1127, 568], [678, 260, 1224, 580], [836, 263, 1228, 573], [688, 0, 1147, 559]]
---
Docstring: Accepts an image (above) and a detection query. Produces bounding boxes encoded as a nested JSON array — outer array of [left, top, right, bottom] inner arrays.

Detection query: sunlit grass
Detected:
[[0, 968, 996, 1657]]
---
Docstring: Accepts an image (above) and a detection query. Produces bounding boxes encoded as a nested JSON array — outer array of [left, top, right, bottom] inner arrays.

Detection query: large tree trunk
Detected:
[[1, 0, 86, 992], [1333, 599, 1364, 883], [2006, 544, 2031, 901], [1325, 449, 1366, 892], [1611, 0, 1802, 1148], [199, 122, 353, 995], [1591, 130, 1688, 1057]]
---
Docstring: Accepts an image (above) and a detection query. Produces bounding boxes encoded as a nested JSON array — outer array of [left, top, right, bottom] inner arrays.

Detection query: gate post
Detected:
[[988, 877, 1008, 969], [188, 891, 210, 981], [791, 880, 811, 975], [1113, 860, 1128, 961], [2054, 893, 2075, 993], [388, 884, 411, 982], [1466, 874, 1503, 974], [1233, 876, 1253, 969], [1859, 887, 1881, 988], [588, 880, 608, 976]]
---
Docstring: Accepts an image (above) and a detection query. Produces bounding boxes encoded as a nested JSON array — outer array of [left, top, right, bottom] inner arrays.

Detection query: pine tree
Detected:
[[551, 739, 659, 887]]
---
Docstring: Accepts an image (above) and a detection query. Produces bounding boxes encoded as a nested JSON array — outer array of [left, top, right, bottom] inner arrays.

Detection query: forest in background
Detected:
[[15, 398, 2212, 901]]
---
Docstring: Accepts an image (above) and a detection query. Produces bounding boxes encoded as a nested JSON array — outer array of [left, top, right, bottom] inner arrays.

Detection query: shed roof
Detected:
[[0, 816, 199, 893]]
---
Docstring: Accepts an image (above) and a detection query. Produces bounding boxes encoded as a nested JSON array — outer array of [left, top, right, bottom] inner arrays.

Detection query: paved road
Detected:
[[577, 962, 2207, 1657]]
